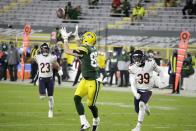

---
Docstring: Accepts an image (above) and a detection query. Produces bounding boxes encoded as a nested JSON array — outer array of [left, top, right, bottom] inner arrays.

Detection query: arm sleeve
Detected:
[[129, 65, 138, 97], [130, 74, 138, 97], [153, 61, 162, 75]]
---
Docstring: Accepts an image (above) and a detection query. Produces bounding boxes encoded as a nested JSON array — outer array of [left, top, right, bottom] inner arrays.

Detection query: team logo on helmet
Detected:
[[82, 32, 96, 46]]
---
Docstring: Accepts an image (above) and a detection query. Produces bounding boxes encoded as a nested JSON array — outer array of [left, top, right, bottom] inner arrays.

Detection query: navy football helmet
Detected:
[[132, 50, 145, 66], [40, 43, 49, 56]]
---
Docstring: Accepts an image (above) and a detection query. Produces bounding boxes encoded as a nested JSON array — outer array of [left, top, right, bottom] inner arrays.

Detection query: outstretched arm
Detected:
[[72, 25, 81, 46], [153, 62, 168, 89], [60, 26, 81, 56], [53, 61, 63, 76]]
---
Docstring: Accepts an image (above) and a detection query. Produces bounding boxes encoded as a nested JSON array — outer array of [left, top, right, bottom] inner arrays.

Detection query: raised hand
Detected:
[[72, 25, 80, 40], [60, 27, 72, 43]]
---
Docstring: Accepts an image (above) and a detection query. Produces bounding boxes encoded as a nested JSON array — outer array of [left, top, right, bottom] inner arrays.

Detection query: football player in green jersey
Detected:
[[61, 26, 102, 131]]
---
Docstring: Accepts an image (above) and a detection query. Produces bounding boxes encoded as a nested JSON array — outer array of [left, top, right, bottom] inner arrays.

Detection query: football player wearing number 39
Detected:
[[60, 25, 102, 131], [129, 50, 164, 131], [34, 43, 63, 118]]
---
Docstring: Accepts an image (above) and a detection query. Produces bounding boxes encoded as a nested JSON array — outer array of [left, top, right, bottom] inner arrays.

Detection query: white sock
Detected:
[[48, 96, 54, 111], [80, 115, 88, 125], [137, 102, 145, 127], [136, 121, 142, 128]]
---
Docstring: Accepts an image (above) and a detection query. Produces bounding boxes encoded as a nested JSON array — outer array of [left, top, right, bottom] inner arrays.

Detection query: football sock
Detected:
[[74, 95, 84, 115], [136, 121, 142, 128], [48, 96, 54, 111], [138, 102, 145, 123], [79, 115, 88, 125], [89, 106, 98, 118]]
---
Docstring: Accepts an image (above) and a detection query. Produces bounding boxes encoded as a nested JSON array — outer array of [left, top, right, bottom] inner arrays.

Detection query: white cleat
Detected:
[[39, 95, 46, 100], [48, 110, 53, 118], [92, 117, 100, 131], [80, 122, 90, 131], [132, 126, 141, 131]]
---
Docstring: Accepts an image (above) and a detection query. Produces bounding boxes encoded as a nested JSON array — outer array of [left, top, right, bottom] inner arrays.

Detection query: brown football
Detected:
[[56, 8, 65, 18]]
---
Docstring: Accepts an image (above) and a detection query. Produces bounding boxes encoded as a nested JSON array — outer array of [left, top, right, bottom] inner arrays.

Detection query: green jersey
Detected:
[[77, 45, 99, 80]]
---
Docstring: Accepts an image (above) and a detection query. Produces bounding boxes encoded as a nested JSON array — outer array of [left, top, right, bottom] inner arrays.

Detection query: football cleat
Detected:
[[92, 117, 100, 131], [132, 126, 141, 131], [48, 110, 53, 118], [80, 122, 90, 131]]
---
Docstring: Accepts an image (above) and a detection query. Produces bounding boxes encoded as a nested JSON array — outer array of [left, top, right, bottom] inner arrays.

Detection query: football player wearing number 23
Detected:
[[34, 43, 63, 118], [129, 50, 163, 131], [60, 25, 102, 131]]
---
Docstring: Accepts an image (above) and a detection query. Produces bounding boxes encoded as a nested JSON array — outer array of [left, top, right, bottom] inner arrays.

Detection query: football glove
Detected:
[[58, 67, 63, 76], [135, 93, 141, 100], [60, 27, 72, 43], [72, 25, 80, 41]]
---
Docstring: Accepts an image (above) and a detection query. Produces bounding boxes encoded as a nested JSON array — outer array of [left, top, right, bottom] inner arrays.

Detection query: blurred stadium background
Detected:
[[0, 0, 196, 131]]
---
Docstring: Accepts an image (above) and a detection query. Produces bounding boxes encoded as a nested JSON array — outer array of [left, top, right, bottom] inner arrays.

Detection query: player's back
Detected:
[[79, 45, 99, 80]]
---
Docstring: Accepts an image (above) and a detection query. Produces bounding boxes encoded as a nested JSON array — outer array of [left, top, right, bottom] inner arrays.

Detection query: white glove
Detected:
[[60, 27, 72, 43], [58, 68, 63, 76], [72, 25, 80, 41], [36, 79, 39, 86], [135, 93, 141, 100]]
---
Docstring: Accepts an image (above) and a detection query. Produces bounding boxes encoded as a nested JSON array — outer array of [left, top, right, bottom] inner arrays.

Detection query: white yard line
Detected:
[[97, 102, 176, 110], [1, 81, 196, 97], [1, 101, 176, 110]]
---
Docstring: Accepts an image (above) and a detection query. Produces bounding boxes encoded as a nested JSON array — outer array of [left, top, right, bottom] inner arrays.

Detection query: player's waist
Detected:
[[137, 88, 152, 92], [39, 73, 53, 78], [39, 76, 53, 79], [83, 76, 98, 80]]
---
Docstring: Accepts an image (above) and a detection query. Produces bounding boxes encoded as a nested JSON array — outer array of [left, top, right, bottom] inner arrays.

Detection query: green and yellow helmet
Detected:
[[82, 31, 96, 46]]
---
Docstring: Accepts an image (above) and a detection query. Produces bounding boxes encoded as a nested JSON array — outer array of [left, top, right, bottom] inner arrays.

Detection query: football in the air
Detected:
[[56, 8, 65, 18]]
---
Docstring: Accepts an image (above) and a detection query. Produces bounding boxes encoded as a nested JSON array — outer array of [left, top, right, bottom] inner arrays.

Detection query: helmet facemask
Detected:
[[132, 50, 144, 66], [40, 43, 49, 56]]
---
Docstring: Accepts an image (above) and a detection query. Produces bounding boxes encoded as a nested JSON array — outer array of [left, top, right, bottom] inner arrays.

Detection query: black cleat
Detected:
[[92, 125, 98, 131]]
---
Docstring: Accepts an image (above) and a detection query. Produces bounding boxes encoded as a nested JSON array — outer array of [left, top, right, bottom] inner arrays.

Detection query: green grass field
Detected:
[[0, 83, 196, 131]]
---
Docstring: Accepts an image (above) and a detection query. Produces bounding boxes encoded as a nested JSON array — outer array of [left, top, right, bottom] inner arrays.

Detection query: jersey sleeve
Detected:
[[128, 64, 134, 74]]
